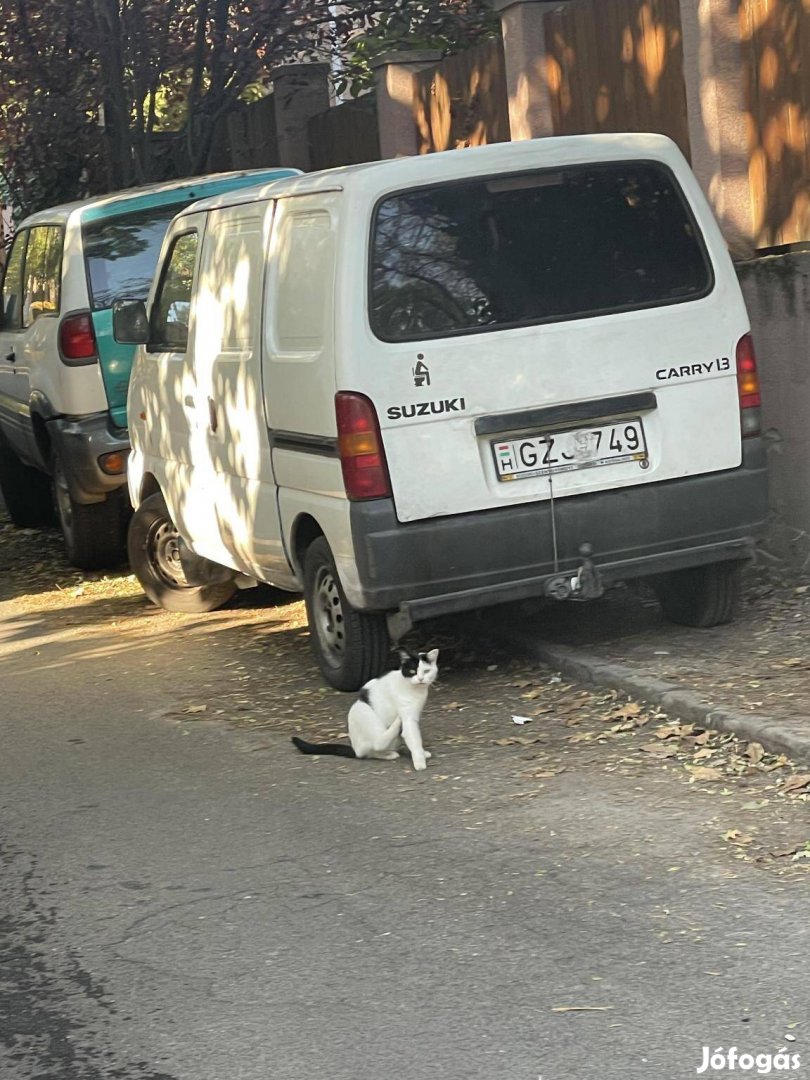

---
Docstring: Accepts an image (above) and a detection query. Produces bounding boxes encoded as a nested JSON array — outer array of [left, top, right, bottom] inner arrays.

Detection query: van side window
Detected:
[[151, 231, 198, 351], [1, 230, 26, 330], [21, 226, 63, 327], [276, 211, 333, 350]]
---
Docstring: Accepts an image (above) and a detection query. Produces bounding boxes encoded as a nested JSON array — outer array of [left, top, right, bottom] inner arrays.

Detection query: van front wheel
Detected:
[[303, 536, 389, 691], [653, 561, 741, 628], [128, 492, 236, 613]]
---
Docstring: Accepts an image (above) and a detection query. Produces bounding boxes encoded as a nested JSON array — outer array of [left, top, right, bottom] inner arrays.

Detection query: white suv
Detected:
[[0, 169, 297, 568]]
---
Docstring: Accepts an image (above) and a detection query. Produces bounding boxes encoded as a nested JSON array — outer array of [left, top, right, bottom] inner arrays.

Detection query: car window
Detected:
[[150, 231, 198, 351], [22, 225, 63, 327], [82, 204, 184, 311], [370, 161, 713, 342], [1, 230, 26, 330]]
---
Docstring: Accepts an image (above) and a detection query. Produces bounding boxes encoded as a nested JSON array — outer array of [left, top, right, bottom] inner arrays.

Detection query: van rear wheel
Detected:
[[653, 561, 741, 628], [128, 492, 236, 613], [303, 536, 389, 691]]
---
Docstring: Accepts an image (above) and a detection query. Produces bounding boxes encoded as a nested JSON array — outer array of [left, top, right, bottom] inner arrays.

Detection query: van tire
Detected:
[[0, 442, 55, 527], [653, 561, 741, 628], [303, 536, 389, 691], [128, 491, 236, 613], [52, 452, 126, 570]]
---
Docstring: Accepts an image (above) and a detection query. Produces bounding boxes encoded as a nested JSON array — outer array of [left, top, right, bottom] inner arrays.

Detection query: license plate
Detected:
[[492, 418, 648, 481]]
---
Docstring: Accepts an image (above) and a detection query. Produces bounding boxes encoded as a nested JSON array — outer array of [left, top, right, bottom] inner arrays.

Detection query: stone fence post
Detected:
[[269, 63, 331, 172], [492, 0, 572, 141], [678, 0, 757, 255], [371, 51, 443, 158]]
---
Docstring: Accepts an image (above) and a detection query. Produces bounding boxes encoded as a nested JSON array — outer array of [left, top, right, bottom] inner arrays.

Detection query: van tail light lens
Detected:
[[335, 392, 391, 501], [59, 312, 98, 365], [736, 333, 761, 437]]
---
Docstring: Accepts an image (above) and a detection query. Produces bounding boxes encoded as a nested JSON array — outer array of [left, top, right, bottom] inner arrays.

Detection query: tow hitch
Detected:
[[543, 474, 604, 602], [544, 543, 605, 602]]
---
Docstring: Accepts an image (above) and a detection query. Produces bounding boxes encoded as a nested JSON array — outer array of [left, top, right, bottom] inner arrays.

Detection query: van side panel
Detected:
[[264, 194, 354, 582], [186, 200, 294, 583]]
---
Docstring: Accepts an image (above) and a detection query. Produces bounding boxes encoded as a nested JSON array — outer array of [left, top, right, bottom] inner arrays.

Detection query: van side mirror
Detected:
[[112, 298, 149, 344]]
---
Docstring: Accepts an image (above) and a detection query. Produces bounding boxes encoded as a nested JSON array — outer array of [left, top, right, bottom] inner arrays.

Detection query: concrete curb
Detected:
[[501, 631, 810, 766]]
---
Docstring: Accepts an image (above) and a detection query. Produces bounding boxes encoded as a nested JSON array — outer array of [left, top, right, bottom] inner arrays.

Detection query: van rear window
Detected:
[[369, 162, 712, 342], [83, 204, 182, 310]]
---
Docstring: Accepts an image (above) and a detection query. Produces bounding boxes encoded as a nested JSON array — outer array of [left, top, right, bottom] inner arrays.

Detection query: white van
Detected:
[[117, 135, 768, 690]]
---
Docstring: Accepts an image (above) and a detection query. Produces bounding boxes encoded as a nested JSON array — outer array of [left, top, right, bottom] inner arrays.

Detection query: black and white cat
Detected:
[[292, 649, 439, 771]]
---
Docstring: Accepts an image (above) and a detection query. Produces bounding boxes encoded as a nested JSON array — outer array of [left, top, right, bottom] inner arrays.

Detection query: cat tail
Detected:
[[291, 735, 356, 758]]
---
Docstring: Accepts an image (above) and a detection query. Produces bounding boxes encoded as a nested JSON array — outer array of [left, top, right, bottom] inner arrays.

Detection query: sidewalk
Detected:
[[496, 570, 810, 764]]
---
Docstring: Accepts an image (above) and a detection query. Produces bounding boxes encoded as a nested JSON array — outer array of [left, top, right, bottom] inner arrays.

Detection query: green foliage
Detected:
[[337, 0, 498, 99]]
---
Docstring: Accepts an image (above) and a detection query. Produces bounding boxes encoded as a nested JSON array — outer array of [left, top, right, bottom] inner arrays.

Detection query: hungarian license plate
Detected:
[[492, 418, 648, 481]]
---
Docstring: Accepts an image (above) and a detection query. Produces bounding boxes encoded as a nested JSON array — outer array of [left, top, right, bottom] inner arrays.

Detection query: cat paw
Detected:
[[413, 759, 427, 771], [383, 751, 400, 760], [424, 750, 432, 758]]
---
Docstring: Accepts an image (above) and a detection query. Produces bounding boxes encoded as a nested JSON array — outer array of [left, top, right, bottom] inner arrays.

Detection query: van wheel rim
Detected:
[[313, 566, 345, 662], [148, 519, 191, 589]]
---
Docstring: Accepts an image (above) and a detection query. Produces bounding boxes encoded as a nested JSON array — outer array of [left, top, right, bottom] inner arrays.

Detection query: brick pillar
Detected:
[[492, 0, 572, 141], [371, 50, 443, 158], [679, 0, 756, 255], [269, 63, 331, 172]]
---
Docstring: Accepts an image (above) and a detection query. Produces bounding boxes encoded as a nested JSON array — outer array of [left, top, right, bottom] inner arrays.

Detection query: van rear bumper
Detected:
[[349, 438, 769, 626]]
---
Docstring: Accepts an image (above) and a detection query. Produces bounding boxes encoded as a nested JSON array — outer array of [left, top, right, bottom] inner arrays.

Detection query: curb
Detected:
[[501, 631, 810, 767]]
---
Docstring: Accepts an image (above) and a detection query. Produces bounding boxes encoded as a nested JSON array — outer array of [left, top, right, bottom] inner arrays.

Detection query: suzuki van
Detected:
[[117, 135, 768, 690], [0, 168, 298, 568]]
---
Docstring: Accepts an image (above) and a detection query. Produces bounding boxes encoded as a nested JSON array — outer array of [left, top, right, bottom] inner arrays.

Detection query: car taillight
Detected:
[[335, 391, 391, 501], [59, 313, 98, 364], [736, 333, 761, 437]]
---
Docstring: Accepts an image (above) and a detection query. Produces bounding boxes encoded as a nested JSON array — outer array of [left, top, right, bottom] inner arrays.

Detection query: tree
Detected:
[[337, 0, 498, 98], [0, 0, 495, 214]]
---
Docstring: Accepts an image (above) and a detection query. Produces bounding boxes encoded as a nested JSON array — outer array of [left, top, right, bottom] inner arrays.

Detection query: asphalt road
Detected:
[[1, 579, 809, 1080]]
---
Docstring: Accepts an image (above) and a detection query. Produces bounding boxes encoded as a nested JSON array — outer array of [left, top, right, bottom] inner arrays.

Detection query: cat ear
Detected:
[[426, 648, 439, 663], [398, 648, 411, 664]]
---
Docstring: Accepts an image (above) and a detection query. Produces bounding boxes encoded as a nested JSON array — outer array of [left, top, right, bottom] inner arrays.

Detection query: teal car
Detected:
[[0, 168, 298, 568]]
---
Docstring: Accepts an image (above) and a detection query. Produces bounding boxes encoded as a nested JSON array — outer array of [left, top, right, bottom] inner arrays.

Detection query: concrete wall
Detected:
[[737, 251, 810, 559]]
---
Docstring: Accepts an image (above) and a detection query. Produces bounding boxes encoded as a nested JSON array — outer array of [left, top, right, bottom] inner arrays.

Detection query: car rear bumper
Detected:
[[349, 437, 769, 627], [48, 413, 130, 504]]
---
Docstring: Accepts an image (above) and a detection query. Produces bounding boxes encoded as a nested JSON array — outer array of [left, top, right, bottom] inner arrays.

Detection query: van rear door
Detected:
[[363, 159, 747, 525]]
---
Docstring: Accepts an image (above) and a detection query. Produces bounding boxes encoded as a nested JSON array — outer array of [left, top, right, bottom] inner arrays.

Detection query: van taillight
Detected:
[[736, 333, 761, 437], [59, 313, 98, 364], [335, 392, 391, 501]]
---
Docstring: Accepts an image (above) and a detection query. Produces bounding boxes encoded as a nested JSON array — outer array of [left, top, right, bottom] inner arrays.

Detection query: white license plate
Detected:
[[492, 418, 648, 481]]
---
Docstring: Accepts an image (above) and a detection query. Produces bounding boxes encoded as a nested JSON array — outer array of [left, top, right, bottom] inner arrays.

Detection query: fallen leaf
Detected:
[[687, 765, 724, 781], [746, 742, 765, 764], [721, 830, 753, 846], [605, 702, 642, 721], [184, 704, 207, 714], [693, 747, 715, 761], [782, 775, 810, 795], [761, 755, 790, 772], [512, 715, 533, 726], [640, 742, 677, 757]]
